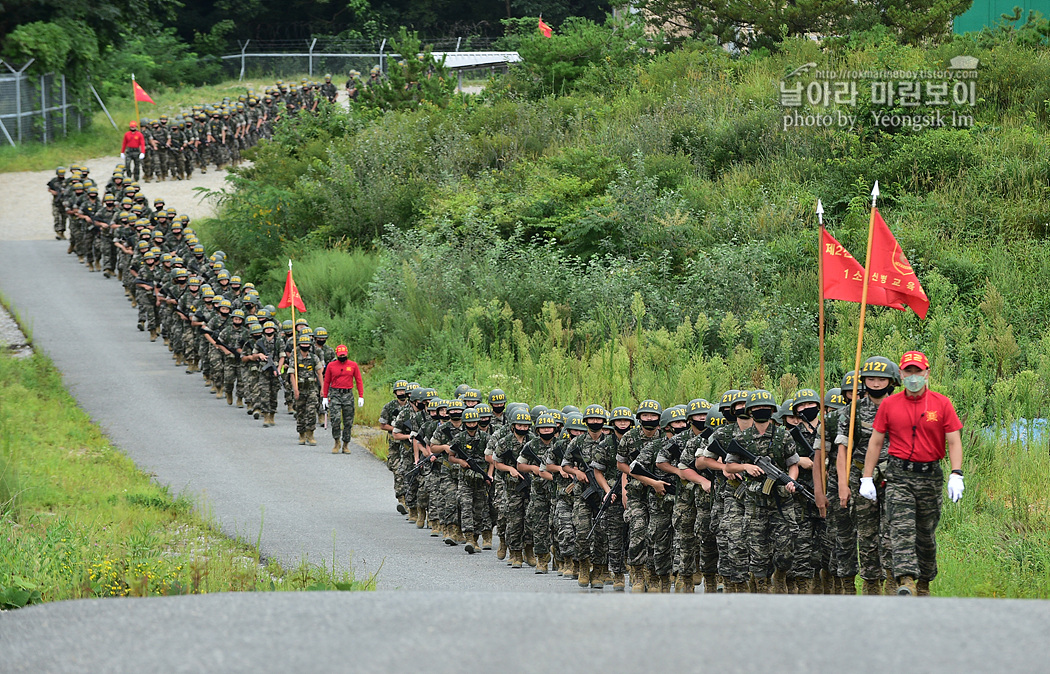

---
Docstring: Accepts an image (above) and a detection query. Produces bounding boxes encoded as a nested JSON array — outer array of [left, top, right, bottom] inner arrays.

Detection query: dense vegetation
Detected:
[[198, 25, 1050, 428]]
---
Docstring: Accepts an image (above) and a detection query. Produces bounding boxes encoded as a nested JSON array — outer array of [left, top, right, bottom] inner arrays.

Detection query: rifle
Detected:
[[499, 447, 531, 494], [628, 460, 677, 496], [451, 437, 493, 485], [789, 424, 816, 459], [727, 439, 816, 503], [405, 454, 431, 481], [587, 472, 624, 538]]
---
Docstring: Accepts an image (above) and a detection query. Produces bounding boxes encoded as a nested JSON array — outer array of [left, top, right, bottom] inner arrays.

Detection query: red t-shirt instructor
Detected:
[[321, 345, 364, 454], [861, 350, 964, 596]]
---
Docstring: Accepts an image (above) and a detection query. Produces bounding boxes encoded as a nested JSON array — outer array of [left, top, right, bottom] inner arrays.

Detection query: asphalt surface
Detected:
[[3, 591, 1048, 673], [3, 238, 1049, 673], [0, 239, 571, 593]]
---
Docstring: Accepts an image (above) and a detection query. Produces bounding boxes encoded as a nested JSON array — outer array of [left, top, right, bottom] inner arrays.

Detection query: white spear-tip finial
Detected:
[[816, 198, 824, 223], [288, 259, 292, 270], [871, 181, 880, 207]]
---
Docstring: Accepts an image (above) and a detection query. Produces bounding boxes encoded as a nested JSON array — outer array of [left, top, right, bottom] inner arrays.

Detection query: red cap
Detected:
[[900, 351, 930, 370], [335, 345, 348, 356], [129, 121, 137, 128]]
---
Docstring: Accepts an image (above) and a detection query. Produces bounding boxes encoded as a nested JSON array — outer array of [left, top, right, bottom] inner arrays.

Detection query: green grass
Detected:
[[0, 76, 315, 174], [0, 350, 372, 609]]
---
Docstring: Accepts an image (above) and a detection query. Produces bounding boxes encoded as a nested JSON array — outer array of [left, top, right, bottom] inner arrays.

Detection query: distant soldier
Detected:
[[120, 121, 146, 181], [47, 167, 68, 239], [321, 74, 337, 103], [321, 344, 364, 454]]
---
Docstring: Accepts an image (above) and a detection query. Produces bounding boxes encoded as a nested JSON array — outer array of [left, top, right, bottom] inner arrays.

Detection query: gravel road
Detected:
[[0, 156, 232, 241]]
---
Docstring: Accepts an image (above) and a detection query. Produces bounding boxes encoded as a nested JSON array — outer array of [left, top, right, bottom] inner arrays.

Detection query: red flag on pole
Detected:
[[538, 18, 553, 38], [132, 80, 155, 104], [821, 227, 905, 310], [278, 270, 307, 312], [866, 208, 929, 319]]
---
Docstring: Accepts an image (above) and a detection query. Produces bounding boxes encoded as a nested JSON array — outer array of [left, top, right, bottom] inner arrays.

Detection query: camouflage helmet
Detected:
[[582, 403, 609, 423], [249, 323, 263, 336], [446, 399, 466, 417], [565, 413, 586, 433], [297, 334, 312, 346], [824, 388, 847, 410], [454, 384, 471, 398], [687, 399, 712, 419], [461, 388, 482, 404], [609, 406, 635, 426], [534, 413, 558, 429], [393, 379, 410, 392], [462, 408, 481, 424], [217, 298, 232, 310], [262, 320, 277, 332], [791, 389, 821, 413], [231, 309, 245, 320], [636, 399, 663, 417], [841, 371, 859, 392], [529, 404, 548, 419], [281, 319, 294, 332], [487, 388, 507, 408], [745, 389, 777, 411], [314, 327, 328, 340]]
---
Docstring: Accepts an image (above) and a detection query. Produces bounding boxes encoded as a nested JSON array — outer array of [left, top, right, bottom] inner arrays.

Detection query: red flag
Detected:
[[278, 270, 307, 312], [132, 80, 155, 104], [538, 18, 552, 38], [822, 228, 905, 310], [866, 208, 929, 319]]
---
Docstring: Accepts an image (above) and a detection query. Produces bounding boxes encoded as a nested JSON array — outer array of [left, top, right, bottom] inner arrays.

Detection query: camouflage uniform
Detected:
[[293, 349, 323, 435], [704, 421, 749, 586], [663, 429, 699, 583], [520, 437, 553, 563], [459, 429, 493, 537], [836, 396, 890, 582], [379, 398, 409, 473], [635, 435, 675, 578], [252, 334, 283, 416], [885, 460, 943, 582], [429, 421, 464, 533], [733, 423, 800, 584], [134, 262, 159, 331], [47, 174, 67, 235], [617, 427, 660, 573], [219, 319, 250, 403], [549, 434, 576, 566], [564, 433, 606, 568], [682, 431, 718, 583], [786, 421, 823, 588], [593, 431, 626, 576], [394, 404, 427, 510], [493, 429, 530, 554]]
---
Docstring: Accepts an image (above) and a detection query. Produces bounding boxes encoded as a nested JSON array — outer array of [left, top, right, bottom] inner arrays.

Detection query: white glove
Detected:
[[139, 153, 145, 159], [321, 398, 329, 410], [120, 153, 125, 160], [358, 396, 364, 408], [947, 473, 964, 503], [859, 477, 878, 502]]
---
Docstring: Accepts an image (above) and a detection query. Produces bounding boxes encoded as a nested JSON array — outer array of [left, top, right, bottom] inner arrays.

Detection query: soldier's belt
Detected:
[[888, 456, 939, 474]]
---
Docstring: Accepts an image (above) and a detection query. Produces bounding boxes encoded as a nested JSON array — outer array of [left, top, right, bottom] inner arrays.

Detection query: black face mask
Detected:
[[639, 419, 660, 431], [449, 413, 463, 422], [429, 411, 439, 419], [723, 408, 737, 422], [438, 412, 449, 421], [799, 407, 820, 423], [396, 393, 408, 401], [750, 408, 773, 423], [512, 427, 528, 437], [479, 420, 490, 429], [864, 384, 895, 399], [586, 421, 605, 432], [732, 406, 749, 420], [491, 405, 505, 414], [337, 355, 348, 362], [464, 423, 478, 433], [538, 430, 556, 442], [299, 346, 310, 353], [691, 418, 706, 431]]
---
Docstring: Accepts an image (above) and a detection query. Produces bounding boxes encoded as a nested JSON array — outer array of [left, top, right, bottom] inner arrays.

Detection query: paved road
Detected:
[[4, 591, 1048, 673], [0, 239, 571, 593]]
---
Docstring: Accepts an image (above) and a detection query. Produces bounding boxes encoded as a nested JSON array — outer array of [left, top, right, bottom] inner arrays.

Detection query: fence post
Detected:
[[240, 40, 250, 82], [456, 37, 462, 52], [15, 71, 22, 142], [379, 38, 387, 74], [309, 38, 317, 77], [40, 75, 48, 143], [62, 74, 67, 137], [90, 84, 118, 129]]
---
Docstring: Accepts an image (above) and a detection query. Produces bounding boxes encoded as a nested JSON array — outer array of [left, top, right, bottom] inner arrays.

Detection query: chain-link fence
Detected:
[[0, 60, 86, 146], [219, 37, 509, 82]]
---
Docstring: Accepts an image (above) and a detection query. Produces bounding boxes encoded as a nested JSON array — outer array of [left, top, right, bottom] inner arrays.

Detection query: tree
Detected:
[[879, 0, 974, 44], [357, 28, 456, 111]]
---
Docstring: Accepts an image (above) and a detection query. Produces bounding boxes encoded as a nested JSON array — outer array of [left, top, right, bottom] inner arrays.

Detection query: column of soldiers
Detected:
[[376, 360, 912, 594], [47, 160, 337, 446]]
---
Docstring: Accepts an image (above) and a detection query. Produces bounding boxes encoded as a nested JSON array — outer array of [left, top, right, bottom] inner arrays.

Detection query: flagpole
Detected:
[[844, 181, 879, 473], [816, 199, 827, 495], [132, 74, 140, 125], [290, 259, 300, 402]]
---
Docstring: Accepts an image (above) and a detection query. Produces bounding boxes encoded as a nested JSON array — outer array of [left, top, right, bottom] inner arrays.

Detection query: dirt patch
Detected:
[[0, 156, 234, 241]]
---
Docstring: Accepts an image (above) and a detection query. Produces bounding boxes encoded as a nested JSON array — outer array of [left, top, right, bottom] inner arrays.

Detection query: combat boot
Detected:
[[917, 580, 931, 597], [535, 553, 550, 574], [510, 550, 523, 569], [341, 441, 351, 454], [755, 577, 772, 594], [215, 387, 224, 399], [645, 567, 658, 593], [287, 402, 294, 415], [332, 439, 340, 454], [163, 335, 170, 347], [524, 544, 537, 567], [137, 321, 144, 331], [658, 575, 671, 593], [407, 507, 417, 524], [236, 396, 244, 408], [497, 537, 507, 560], [465, 533, 479, 554], [821, 569, 833, 594], [842, 575, 857, 595], [481, 530, 492, 550], [577, 558, 591, 588], [417, 508, 428, 529], [884, 571, 898, 596], [677, 575, 694, 593], [396, 498, 407, 515], [306, 431, 316, 446], [862, 578, 882, 596], [591, 564, 607, 590], [117, 269, 123, 281], [772, 570, 789, 594], [264, 413, 274, 427], [703, 573, 718, 594], [298, 433, 306, 446], [567, 560, 578, 580], [430, 522, 441, 538], [318, 412, 327, 427], [443, 525, 457, 546], [629, 566, 645, 593], [226, 390, 234, 406], [612, 573, 626, 592], [897, 575, 917, 596]]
